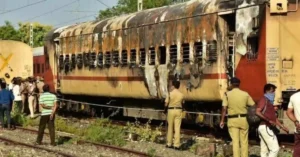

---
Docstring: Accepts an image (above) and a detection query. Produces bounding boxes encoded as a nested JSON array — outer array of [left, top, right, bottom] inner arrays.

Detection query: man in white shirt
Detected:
[[287, 89, 300, 157], [12, 79, 22, 116]]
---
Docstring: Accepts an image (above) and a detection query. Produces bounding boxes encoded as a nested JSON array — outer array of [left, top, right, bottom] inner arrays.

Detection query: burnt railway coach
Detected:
[[44, 0, 300, 132], [0, 40, 33, 83]]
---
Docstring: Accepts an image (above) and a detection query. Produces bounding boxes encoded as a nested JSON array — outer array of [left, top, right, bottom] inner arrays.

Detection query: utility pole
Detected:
[[138, 0, 143, 11], [29, 23, 33, 47]]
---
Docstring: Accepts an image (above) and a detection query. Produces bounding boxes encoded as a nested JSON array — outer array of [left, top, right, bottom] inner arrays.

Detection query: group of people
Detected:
[[220, 77, 300, 157], [0, 76, 58, 146], [165, 77, 300, 157]]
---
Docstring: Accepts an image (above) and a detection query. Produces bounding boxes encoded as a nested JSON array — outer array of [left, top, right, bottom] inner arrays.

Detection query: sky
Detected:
[[0, 0, 118, 28]]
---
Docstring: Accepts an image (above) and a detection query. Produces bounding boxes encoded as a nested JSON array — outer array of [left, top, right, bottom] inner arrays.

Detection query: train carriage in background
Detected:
[[44, 0, 300, 133], [33, 46, 55, 91], [0, 40, 33, 83]]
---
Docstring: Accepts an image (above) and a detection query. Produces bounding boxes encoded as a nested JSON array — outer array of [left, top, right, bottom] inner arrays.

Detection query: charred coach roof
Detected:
[[45, 0, 267, 41]]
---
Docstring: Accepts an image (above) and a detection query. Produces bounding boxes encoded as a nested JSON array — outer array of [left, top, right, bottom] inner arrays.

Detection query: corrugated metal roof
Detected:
[[33, 47, 44, 56]]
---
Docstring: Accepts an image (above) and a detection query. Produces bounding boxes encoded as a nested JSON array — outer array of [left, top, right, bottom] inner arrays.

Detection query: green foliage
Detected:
[[98, 0, 175, 20], [0, 21, 52, 47], [147, 148, 157, 157]]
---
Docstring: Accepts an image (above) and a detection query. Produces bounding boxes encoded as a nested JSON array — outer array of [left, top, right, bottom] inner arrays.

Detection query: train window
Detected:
[[98, 52, 104, 68], [194, 42, 203, 63], [207, 40, 218, 62], [42, 64, 44, 73], [59, 55, 64, 71], [112, 51, 119, 67], [149, 47, 155, 66], [121, 50, 128, 66], [104, 52, 111, 68], [89, 52, 97, 69], [33, 64, 36, 74], [64, 54, 70, 73], [159, 46, 166, 65], [130, 49, 137, 68], [76, 54, 83, 69], [140, 48, 146, 65], [37, 64, 41, 74], [170, 45, 177, 64], [83, 52, 89, 67], [71, 54, 76, 70], [182, 43, 190, 64], [246, 36, 259, 61]]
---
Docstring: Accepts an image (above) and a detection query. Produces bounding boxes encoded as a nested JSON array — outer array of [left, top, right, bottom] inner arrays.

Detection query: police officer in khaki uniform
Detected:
[[220, 77, 255, 157], [36, 76, 45, 112], [165, 80, 184, 150]]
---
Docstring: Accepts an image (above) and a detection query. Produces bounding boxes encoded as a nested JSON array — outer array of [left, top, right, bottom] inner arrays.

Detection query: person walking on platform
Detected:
[[220, 77, 255, 157], [165, 80, 184, 150], [256, 84, 289, 157], [0, 83, 14, 130], [287, 89, 300, 157], [36, 84, 57, 146]]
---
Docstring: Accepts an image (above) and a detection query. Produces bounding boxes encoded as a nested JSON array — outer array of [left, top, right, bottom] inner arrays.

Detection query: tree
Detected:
[[98, 0, 175, 20], [0, 21, 52, 47], [18, 22, 52, 47], [0, 21, 20, 41]]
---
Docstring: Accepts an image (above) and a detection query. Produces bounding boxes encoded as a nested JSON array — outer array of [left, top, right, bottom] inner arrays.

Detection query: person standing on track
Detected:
[[165, 80, 184, 150], [36, 84, 57, 146], [12, 79, 22, 116], [28, 77, 37, 118], [286, 89, 300, 157], [36, 76, 45, 113], [20, 78, 29, 114], [256, 84, 289, 157], [0, 83, 14, 130], [220, 77, 255, 157]]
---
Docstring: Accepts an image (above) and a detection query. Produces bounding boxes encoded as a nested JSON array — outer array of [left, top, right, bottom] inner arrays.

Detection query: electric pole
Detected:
[[29, 23, 33, 47], [138, 0, 143, 11]]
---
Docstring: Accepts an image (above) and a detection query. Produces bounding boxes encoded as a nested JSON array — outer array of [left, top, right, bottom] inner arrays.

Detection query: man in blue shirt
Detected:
[[0, 83, 14, 129]]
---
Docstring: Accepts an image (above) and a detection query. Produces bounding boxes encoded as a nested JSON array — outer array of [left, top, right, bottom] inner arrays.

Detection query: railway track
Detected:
[[15, 127, 157, 157], [0, 136, 74, 157]]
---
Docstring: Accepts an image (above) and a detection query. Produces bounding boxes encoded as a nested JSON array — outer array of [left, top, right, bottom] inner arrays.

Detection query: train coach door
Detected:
[[227, 32, 236, 79]]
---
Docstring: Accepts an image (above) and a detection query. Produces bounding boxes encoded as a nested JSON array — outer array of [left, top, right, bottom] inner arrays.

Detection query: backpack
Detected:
[[246, 98, 267, 126]]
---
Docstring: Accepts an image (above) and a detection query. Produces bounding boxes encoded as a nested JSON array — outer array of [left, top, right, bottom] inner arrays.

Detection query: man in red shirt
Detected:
[[256, 84, 289, 157]]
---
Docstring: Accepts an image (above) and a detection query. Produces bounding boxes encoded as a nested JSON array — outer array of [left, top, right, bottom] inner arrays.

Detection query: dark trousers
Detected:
[[0, 104, 11, 128], [36, 115, 55, 145], [294, 134, 300, 157]]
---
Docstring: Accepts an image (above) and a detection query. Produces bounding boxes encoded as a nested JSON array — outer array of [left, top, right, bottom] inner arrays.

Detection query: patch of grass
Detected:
[[147, 148, 156, 157]]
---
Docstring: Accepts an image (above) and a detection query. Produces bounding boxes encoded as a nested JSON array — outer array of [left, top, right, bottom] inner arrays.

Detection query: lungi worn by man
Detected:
[[36, 84, 57, 146], [287, 90, 300, 157], [165, 80, 184, 150], [220, 77, 255, 157]]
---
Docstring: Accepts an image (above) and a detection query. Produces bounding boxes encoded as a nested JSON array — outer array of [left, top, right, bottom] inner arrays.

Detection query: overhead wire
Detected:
[[0, 0, 47, 15], [54, 13, 98, 27], [22, 0, 79, 22], [95, 0, 110, 8]]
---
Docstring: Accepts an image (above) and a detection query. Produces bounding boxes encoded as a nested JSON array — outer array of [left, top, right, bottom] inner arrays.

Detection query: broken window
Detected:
[[104, 52, 111, 68], [121, 50, 128, 66], [159, 46, 166, 65], [194, 42, 203, 63], [59, 55, 64, 71], [182, 43, 190, 64], [64, 54, 70, 73], [149, 47, 155, 65], [71, 54, 76, 70], [112, 51, 119, 67], [98, 52, 104, 68], [246, 36, 259, 61], [140, 48, 146, 66], [130, 49, 137, 68], [83, 52, 90, 67], [207, 40, 218, 62], [170, 45, 177, 64], [76, 54, 83, 69], [89, 52, 97, 69]]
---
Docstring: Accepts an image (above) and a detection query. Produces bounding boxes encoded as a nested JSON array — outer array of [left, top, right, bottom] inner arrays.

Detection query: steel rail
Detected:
[[0, 136, 74, 157], [16, 127, 157, 157]]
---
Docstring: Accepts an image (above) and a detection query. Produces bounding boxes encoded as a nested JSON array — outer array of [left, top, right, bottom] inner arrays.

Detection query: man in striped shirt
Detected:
[[35, 84, 57, 146]]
